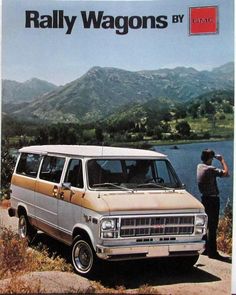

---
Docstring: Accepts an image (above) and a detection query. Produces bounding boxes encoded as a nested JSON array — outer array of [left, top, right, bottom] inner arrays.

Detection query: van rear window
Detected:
[[16, 153, 41, 178]]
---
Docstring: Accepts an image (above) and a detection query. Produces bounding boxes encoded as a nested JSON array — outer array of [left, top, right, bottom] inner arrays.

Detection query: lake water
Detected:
[[154, 140, 234, 215]]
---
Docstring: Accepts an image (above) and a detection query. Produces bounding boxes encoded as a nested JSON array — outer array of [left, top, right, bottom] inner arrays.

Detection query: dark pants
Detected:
[[202, 196, 220, 256]]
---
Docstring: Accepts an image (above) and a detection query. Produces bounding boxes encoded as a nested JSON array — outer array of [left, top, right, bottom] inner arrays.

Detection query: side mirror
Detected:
[[62, 182, 76, 200], [62, 182, 72, 190]]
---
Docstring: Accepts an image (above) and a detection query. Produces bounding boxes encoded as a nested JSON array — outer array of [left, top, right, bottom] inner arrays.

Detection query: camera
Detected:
[[214, 154, 222, 161]]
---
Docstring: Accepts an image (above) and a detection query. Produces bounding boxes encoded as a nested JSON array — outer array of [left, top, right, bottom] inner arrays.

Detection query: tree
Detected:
[[95, 127, 104, 143], [160, 122, 171, 133], [49, 126, 59, 143], [200, 100, 216, 116], [163, 112, 172, 122], [36, 128, 49, 144], [66, 128, 77, 144], [153, 126, 163, 139], [1, 140, 16, 195], [174, 106, 187, 120], [175, 121, 191, 137], [222, 102, 233, 114], [188, 103, 200, 118]]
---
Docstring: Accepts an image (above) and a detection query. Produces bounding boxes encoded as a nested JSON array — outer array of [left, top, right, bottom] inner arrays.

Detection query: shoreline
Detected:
[[113, 137, 233, 149]]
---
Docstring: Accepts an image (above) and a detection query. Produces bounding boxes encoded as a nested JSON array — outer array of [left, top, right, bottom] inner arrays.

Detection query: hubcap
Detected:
[[19, 216, 27, 238], [73, 240, 93, 273]]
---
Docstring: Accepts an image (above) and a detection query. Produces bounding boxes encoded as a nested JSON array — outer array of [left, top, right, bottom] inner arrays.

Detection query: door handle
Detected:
[[59, 192, 64, 200], [52, 185, 58, 197]]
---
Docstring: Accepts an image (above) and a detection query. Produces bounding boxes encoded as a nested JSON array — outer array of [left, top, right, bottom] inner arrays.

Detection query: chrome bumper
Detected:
[[96, 241, 205, 260]]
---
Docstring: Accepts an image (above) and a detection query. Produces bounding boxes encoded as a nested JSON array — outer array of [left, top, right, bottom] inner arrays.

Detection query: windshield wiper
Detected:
[[136, 182, 176, 191], [92, 182, 134, 193]]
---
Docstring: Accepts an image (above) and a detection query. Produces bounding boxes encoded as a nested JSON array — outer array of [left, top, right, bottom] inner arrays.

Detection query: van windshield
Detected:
[[87, 159, 182, 190]]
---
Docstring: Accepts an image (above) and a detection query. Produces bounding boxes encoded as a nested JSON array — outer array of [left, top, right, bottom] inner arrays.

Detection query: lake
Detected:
[[154, 140, 234, 215]]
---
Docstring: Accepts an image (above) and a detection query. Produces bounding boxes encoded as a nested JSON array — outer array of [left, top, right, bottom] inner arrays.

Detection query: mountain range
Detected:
[[2, 78, 58, 104], [2, 62, 234, 123]]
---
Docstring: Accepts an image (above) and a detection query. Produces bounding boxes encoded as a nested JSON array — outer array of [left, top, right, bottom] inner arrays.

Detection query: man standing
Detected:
[[197, 149, 229, 259]]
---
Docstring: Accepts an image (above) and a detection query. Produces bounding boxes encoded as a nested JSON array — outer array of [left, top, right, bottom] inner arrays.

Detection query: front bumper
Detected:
[[96, 241, 205, 260]]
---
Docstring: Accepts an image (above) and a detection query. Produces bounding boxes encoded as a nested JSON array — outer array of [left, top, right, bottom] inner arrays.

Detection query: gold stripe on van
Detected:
[[12, 174, 84, 205], [63, 190, 84, 205], [35, 181, 57, 198], [11, 174, 36, 191]]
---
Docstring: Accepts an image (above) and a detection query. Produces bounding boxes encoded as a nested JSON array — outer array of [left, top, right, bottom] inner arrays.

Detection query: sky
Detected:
[[1, 0, 234, 85]]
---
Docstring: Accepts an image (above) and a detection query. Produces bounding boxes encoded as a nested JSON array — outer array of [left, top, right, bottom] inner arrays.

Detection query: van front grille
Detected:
[[120, 216, 194, 237]]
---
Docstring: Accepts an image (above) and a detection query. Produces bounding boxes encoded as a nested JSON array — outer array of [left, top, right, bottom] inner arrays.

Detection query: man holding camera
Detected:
[[197, 149, 229, 259]]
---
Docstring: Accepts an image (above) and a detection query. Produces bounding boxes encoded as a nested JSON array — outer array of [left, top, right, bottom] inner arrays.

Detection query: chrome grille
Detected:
[[120, 216, 194, 237]]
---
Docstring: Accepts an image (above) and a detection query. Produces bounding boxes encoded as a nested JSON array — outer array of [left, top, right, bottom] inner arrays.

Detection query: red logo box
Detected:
[[189, 6, 218, 35]]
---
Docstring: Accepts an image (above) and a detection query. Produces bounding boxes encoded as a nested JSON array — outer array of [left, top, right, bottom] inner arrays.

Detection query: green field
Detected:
[[168, 113, 233, 138]]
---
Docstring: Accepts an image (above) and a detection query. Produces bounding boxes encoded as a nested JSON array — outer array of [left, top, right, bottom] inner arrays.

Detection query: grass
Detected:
[[0, 276, 42, 294], [0, 226, 159, 294], [0, 228, 73, 278], [217, 218, 232, 254], [217, 204, 233, 254], [0, 227, 72, 293], [7, 136, 34, 146], [166, 114, 234, 140], [91, 281, 159, 294], [111, 114, 233, 148], [187, 114, 234, 138]]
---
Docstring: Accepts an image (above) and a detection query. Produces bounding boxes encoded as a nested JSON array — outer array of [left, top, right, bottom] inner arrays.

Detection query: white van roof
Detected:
[[19, 145, 166, 158]]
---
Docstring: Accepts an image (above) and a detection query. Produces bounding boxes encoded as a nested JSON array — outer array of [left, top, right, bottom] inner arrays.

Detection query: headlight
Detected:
[[195, 214, 207, 235], [195, 215, 207, 226], [102, 232, 118, 238], [100, 218, 119, 239], [101, 219, 116, 230]]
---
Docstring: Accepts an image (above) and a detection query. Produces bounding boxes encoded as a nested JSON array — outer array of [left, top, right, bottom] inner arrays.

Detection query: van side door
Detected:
[[34, 155, 65, 238], [58, 158, 84, 244]]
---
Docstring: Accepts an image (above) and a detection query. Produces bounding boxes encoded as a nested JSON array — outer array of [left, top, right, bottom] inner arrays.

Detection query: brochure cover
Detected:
[[1, 0, 234, 294]]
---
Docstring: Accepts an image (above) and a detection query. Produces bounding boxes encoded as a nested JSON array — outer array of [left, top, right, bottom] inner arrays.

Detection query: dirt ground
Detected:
[[0, 206, 233, 294]]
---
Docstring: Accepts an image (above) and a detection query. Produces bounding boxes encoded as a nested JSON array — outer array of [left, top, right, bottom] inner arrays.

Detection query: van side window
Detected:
[[64, 159, 83, 188], [39, 156, 65, 183], [16, 153, 41, 178]]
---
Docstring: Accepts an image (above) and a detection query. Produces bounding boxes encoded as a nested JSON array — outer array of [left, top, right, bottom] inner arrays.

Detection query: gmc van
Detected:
[[9, 145, 207, 276]]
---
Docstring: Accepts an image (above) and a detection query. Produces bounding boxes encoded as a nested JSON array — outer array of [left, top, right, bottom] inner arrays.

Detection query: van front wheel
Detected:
[[71, 236, 97, 277]]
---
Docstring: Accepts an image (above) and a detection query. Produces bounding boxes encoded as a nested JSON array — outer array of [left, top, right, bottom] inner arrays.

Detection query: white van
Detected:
[[9, 145, 207, 276]]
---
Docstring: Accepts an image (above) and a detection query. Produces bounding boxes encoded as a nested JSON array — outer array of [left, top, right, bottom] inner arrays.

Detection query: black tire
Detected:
[[171, 255, 199, 271], [18, 214, 37, 243], [184, 255, 199, 268], [71, 235, 98, 277]]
